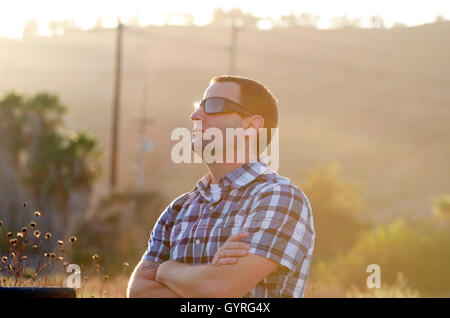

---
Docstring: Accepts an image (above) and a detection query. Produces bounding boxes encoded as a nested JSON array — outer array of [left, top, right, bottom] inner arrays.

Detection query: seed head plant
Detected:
[[0, 204, 130, 297]]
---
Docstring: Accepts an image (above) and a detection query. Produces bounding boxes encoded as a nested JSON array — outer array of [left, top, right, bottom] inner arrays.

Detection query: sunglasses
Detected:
[[197, 97, 255, 117]]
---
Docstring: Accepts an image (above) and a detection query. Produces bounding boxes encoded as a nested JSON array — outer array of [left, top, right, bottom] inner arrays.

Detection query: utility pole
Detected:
[[229, 20, 241, 75], [134, 82, 155, 192], [110, 18, 123, 194]]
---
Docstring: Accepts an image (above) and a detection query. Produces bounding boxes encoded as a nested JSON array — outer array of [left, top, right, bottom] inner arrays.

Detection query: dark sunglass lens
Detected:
[[204, 98, 226, 113]]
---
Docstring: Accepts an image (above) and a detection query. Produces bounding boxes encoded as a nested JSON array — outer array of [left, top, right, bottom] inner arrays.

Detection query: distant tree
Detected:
[[58, 20, 77, 33], [210, 7, 260, 28], [49, 20, 65, 36], [277, 13, 320, 28], [331, 16, 348, 29], [48, 20, 78, 36], [435, 15, 446, 23], [126, 15, 141, 27], [278, 14, 298, 28], [0, 91, 101, 240], [64, 20, 77, 30], [233, 8, 260, 28], [297, 13, 320, 28], [165, 13, 175, 25], [182, 13, 195, 26], [331, 15, 361, 29], [94, 18, 104, 30], [370, 15, 385, 29], [23, 18, 39, 40], [297, 162, 369, 262], [211, 7, 228, 26]]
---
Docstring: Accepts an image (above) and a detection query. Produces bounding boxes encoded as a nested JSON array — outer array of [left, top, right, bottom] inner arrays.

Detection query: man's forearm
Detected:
[[127, 262, 180, 298], [127, 259, 183, 298], [155, 260, 225, 298], [128, 277, 182, 298]]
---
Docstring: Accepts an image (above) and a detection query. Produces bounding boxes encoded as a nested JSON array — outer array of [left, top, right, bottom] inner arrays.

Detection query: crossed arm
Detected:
[[154, 253, 279, 298], [127, 259, 182, 298], [127, 232, 280, 298]]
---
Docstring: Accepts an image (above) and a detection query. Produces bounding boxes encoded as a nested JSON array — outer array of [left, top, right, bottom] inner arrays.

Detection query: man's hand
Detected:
[[211, 232, 251, 266]]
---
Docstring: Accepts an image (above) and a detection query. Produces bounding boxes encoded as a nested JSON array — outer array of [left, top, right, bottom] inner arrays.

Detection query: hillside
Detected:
[[1, 22, 449, 223]]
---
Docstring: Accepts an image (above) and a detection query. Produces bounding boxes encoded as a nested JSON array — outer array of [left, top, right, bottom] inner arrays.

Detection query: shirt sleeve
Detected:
[[240, 183, 315, 274], [141, 193, 187, 264], [141, 207, 172, 264]]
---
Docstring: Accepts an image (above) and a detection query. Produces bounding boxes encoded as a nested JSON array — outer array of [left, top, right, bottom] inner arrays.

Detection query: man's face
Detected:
[[190, 81, 248, 160]]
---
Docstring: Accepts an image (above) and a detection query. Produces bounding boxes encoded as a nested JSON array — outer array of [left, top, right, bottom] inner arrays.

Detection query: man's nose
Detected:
[[190, 107, 206, 121]]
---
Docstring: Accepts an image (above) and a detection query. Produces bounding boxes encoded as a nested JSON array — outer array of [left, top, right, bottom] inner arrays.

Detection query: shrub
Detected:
[[298, 162, 370, 263], [315, 218, 450, 296]]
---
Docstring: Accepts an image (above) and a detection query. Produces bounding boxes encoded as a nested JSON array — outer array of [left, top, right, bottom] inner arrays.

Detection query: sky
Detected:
[[1, 0, 449, 39]]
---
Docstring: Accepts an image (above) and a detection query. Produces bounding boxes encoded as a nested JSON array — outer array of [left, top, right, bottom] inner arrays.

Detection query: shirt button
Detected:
[[195, 239, 200, 245]]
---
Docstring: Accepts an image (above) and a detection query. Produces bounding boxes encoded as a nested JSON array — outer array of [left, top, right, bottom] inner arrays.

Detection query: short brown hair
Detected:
[[210, 75, 278, 128], [210, 75, 279, 148]]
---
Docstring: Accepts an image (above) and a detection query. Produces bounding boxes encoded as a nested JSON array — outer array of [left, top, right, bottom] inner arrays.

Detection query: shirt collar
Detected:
[[195, 157, 272, 201]]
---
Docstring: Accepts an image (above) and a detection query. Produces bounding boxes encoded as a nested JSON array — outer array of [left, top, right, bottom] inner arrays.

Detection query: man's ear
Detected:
[[246, 115, 264, 131]]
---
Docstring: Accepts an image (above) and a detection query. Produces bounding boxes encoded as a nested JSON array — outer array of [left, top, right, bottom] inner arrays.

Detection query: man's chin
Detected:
[[191, 139, 221, 160], [191, 139, 214, 154]]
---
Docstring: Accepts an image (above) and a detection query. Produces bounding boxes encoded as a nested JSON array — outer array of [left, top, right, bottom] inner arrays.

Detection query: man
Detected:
[[127, 75, 315, 298]]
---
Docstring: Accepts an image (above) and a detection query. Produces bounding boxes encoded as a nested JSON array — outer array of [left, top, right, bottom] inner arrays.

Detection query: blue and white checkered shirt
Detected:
[[142, 159, 315, 297]]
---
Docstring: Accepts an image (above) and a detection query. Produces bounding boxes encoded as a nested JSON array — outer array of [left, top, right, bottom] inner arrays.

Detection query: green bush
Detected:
[[298, 162, 370, 263], [346, 272, 420, 298], [432, 195, 450, 219], [315, 218, 450, 296]]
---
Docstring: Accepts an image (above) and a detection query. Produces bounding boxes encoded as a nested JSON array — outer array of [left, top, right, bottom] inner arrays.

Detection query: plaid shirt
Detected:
[[142, 158, 315, 298]]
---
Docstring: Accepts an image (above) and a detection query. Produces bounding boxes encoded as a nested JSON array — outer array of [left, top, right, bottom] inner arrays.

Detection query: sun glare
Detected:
[[0, 0, 449, 39]]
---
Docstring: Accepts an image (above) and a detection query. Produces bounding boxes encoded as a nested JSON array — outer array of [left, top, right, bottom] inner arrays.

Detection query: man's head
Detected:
[[208, 76, 278, 133], [190, 75, 279, 162]]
